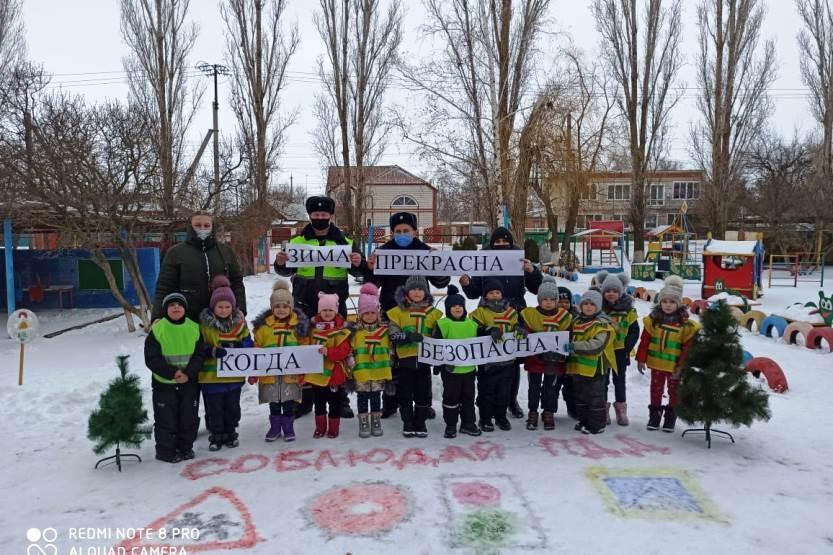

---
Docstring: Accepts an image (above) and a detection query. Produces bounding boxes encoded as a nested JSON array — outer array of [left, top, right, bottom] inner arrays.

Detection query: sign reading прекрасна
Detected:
[[216, 346, 324, 377], [372, 249, 525, 276], [419, 332, 569, 366]]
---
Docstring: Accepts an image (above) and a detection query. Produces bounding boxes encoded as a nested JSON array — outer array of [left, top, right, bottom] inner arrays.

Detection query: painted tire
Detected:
[[783, 321, 814, 345], [746, 357, 789, 393], [738, 310, 767, 333], [805, 327, 833, 353], [759, 315, 788, 339]]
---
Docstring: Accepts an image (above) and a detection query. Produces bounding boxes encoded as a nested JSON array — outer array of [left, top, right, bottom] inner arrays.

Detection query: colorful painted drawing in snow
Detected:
[[441, 473, 546, 550], [305, 481, 412, 538], [585, 467, 727, 523], [115, 487, 260, 552]]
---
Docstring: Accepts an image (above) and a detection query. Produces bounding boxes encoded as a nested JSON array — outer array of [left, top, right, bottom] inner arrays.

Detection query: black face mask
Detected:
[[492, 243, 512, 250], [310, 218, 330, 231]]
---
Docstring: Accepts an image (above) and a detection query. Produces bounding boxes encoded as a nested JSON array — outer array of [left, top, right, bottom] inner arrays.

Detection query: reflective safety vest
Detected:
[[289, 235, 351, 281], [305, 327, 352, 387], [642, 317, 701, 373], [436, 317, 479, 374], [199, 319, 250, 384], [386, 304, 443, 359], [520, 307, 573, 333], [605, 307, 638, 350], [351, 326, 393, 383], [567, 319, 616, 378], [253, 313, 305, 385], [150, 318, 200, 384], [470, 305, 519, 334]]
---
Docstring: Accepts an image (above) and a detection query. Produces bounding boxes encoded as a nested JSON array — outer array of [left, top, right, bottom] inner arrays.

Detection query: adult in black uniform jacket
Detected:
[[366, 211, 450, 417], [460, 226, 543, 418]]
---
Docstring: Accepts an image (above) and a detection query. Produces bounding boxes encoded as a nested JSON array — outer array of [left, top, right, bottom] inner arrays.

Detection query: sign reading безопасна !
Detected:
[[372, 249, 524, 277], [419, 332, 569, 366]]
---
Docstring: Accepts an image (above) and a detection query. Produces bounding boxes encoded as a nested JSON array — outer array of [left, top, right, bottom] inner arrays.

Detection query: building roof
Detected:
[[325, 165, 436, 192], [570, 228, 624, 239], [588, 170, 704, 181], [703, 239, 761, 256]]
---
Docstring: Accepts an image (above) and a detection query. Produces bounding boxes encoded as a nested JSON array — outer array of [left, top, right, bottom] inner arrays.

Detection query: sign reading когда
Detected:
[[216, 346, 324, 377]]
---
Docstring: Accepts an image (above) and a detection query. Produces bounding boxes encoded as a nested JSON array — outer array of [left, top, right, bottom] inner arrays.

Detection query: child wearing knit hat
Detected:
[[566, 288, 616, 435], [306, 291, 353, 439], [251, 280, 310, 442], [433, 285, 482, 438], [350, 283, 393, 438], [520, 276, 573, 431], [386, 276, 443, 437], [199, 275, 254, 451], [597, 271, 639, 427], [470, 279, 521, 432], [636, 276, 701, 432]]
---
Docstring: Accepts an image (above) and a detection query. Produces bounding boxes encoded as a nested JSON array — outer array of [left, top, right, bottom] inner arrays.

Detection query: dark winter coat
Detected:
[[151, 226, 247, 321], [274, 223, 368, 318], [461, 231, 542, 310], [603, 294, 640, 369], [369, 237, 450, 313]]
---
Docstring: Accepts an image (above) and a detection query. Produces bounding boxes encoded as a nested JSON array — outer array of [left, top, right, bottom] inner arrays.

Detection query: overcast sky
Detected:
[[22, 0, 813, 195]]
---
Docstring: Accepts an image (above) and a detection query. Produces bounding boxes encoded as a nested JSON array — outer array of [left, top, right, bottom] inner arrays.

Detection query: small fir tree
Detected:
[[88, 355, 151, 468], [677, 301, 771, 447]]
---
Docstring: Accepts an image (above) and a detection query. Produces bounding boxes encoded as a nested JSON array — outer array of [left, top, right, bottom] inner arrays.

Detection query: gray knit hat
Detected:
[[404, 275, 430, 295], [579, 289, 603, 313], [657, 275, 684, 305], [601, 272, 629, 296], [538, 276, 559, 302]]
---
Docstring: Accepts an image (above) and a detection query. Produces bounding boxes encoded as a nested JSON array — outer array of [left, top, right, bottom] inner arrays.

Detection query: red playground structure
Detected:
[[701, 239, 764, 300]]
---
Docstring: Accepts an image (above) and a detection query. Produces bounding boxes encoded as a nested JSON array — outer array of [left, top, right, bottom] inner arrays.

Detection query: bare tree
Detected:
[[399, 0, 550, 242], [593, 0, 683, 261], [0, 0, 24, 75], [121, 0, 203, 218], [691, 0, 776, 239], [2, 94, 159, 331], [222, 0, 299, 211], [796, 0, 833, 238], [314, 0, 401, 241]]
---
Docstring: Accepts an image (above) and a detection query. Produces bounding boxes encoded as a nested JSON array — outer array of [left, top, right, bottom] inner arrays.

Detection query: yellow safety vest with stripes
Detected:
[[386, 304, 443, 359], [150, 318, 201, 384], [350, 326, 393, 383], [470, 306, 519, 334], [605, 307, 638, 350], [253, 313, 305, 385], [642, 317, 701, 373], [290, 235, 351, 280], [520, 306, 573, 333], [304, 327, 352, 387], [567, 319, 616, 378], [199, 319, 251, 384]]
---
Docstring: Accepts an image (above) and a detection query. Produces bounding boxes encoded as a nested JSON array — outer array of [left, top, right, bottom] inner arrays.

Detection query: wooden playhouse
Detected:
[[701, 239, 764, 300]]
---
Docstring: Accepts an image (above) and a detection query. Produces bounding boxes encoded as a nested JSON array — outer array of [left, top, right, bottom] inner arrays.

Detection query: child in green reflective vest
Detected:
[[433, 285, 482, 439], [144, 292, 206, 463], [350, 283, 392, 438]]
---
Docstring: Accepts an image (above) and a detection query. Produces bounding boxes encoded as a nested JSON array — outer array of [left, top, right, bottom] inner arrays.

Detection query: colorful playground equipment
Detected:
[[701, 239, 764, 300], [632, 205, 701, 281], [569, 220, 625, 274]]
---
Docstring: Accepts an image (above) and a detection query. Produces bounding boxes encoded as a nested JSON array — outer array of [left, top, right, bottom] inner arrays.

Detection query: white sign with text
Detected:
[[216, 346, 324, 377], [419, 332, 569, 366]]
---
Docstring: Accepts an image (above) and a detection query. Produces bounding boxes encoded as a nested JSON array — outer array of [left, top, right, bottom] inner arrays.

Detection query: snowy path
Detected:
[[3, 272, 833, 554]]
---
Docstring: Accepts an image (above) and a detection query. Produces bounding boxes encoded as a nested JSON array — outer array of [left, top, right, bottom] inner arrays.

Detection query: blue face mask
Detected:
[[394, 234, 413, 247]]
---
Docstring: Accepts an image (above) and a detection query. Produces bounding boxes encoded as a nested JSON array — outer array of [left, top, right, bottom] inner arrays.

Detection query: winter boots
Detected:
[[282, 415, 296, 442], [647, 405, 663, 431], [443, 406, 459, 438], [327, 417, 340, 438], [460, 422, 482, 436], [358, 413, 371, 438], [370, 412, 383, 437], [662, 405, 677, 432], [414, 406, 429, 438], [541, 411, 556, 431], [509, 400, 525, 419], [265, 415, 282, 442], [208, 434, 223, 451], [526, 411, 539, 431], [313, 414, 328, 438], [614, 402, 629, 426], [224, 432, 240, 448]]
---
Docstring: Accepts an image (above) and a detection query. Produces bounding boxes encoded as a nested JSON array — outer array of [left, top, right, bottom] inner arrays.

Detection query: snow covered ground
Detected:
[[3, 266, 833, 554]]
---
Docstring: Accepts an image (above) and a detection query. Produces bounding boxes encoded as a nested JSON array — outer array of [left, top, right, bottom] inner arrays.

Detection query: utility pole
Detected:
[[197, 62, 230, 198]]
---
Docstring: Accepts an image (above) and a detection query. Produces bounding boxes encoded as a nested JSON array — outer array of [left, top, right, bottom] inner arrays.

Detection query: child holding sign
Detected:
[[251, 280, 310, 443], [350, 283, 392, 438], [567, 290, 616, 435], [520, 277, 573, 431], [470, 279, 521, 432], [199, 276, 253, 451], [433, 285, 482, 438], [306, 292, 353, 439], [387, 276, 443, 438]]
